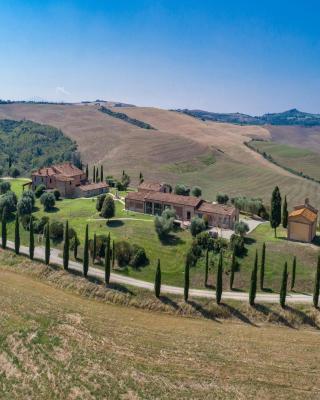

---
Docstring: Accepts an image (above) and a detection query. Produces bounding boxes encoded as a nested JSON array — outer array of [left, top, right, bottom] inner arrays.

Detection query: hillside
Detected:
[[1, 253, 320, 399], [0, 119, 78, 176], [177, 108, 320, 126], [1, 103, 320, 209]]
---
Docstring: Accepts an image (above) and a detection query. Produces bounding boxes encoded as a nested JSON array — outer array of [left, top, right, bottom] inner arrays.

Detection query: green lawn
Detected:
[[2, 179, 320, 292]]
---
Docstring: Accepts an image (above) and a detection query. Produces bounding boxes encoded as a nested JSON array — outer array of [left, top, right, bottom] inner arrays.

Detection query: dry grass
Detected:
[[1, 251, 320, 399]]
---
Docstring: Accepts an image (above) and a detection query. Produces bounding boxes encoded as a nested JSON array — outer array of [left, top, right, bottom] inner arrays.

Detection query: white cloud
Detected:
[[55, 86, 70, 96]]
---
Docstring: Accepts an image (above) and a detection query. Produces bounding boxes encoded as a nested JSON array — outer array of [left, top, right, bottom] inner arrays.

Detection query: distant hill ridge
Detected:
[[176, 108, 320, 126]]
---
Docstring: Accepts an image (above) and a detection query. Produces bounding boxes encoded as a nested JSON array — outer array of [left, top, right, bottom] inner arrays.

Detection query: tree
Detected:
[[100, 195, 115, 221], [191, 186, 202, 197], [96, 193, 107, 212], [100, 165, 104, 182], [85, 164, 89, 179], [96, 168, 99, 183], [63, 221, 69, 270], [14, 213, 20, 255], [0, 181, 10, 195], [270, 186, 282, 237], [93, 166, 96, 183], [0, 191, 18, 215], [260, 242, 266, 290], [174, 184, 189, 196], [249, 251, 258, 306], [92, 233, 97, 263], [105, 234, 111, 285], [53, 189, 61, 201], [216, 193, 229, 204], [282, 195, 288, 228], [291, 256, 296, 290], [112, 240, 115, 269], [40, 192, 56, 212], [34, 184, 46, 198], [71, 231, 80, 260], [139, 172, 144, 184], [313, 256, 320, 308], [204, 249, 209, 287], [29, 216, 34, 260], [121, 171, 130, 189], [1, 207, 7, 249], [280, 262, 288, 308], [44, 222, 50, 265], [184, 260, 190, 302], [230, 248, 236, 290], [154, 259, 161, 298], [17, 196, 33, 216], [154, 209, 175, 238], [190, 217, 206, 237], [83, 224, 89, 277], [216, 251, 223, 305], [234, 221, 249, 237]]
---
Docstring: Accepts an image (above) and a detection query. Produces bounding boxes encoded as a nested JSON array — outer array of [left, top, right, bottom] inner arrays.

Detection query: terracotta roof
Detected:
[[138, 181, 163, 191], [32, 167, 56, 176], [289, 207, 317, 223], [197, 201, 235, 216], [78, 182, 108, 192], [126, 191, 147, 202], [52, 163, 84, 177], [55, 175, 74, 182]]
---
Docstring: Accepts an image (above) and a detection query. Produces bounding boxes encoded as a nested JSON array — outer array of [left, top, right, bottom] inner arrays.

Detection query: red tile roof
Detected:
[[78, 182, 108, 192], [289, 207, 317, 223], [126, 191, 201, 207], [197, 201, 235, 216], [32, 163, 84, 178]]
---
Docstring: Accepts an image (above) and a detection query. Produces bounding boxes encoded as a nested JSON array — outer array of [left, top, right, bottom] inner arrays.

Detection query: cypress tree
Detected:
[[29, 216, 34, 260], [96, 168, 99, 182], [105, 234, 111, 285], [100, 165, 104, 182], [282, 195, 288, 228], [1, 207, 7, 249], [92, 233, 97, 263], [85, 164, 89, 179], [73, 232, 79, 260], [230, 248, 236, 290], [83, 224, 89, 277], [270, 186, 282, 238], [204, 249, 209, 287], [154, 259, 161, 298], [260, 242, 266, 290], [112, 240, 115, 269], [313, 256, 320, 308], [216, 251, 223, 305], [63, 220, 69, 270], [280, 262, 288, 308], [93, 166, 96, 183], [249, 250, 258, 306], [184, 260, 190, 302], [45, 222, 50, 265], [291, 256, 296, 290], [14, 213, 20, 255]]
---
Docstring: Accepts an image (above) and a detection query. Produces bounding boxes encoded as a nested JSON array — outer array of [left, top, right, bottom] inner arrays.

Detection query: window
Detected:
[[154, 203, 162, 216], [187, 211, 191, 220], [145, 202, 153, 214]]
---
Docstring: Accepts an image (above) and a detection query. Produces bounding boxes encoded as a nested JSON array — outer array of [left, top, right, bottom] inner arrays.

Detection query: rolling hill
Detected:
[[1, 102, 320, 209]]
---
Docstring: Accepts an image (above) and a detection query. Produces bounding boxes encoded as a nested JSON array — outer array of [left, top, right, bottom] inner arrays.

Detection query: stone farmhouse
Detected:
[[287, 198, 318, 243], [125, 181, 239, 229], [31, 163, 108, 198]]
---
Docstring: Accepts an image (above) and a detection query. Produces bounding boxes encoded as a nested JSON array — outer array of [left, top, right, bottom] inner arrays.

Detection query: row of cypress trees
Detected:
[[2, 212, 320, 308]]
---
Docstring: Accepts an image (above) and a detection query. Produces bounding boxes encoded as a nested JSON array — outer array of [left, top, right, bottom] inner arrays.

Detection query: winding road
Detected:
[[2, 239, 314, 304]]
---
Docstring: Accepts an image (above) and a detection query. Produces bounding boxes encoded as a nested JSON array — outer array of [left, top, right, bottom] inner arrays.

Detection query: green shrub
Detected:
[[115, 241, 132, 266], [0, 181, 11, 194], [230, 234, 245, 256], [0, 191, 17, 215], [40, 192, 56, 211], [53, 189, 61, 200], [17, 196, 33, 216], [35, 184, 46, 198], [49, 221, 64, 241], [96, 193, 107, 212], [130, 246, 148, 268], [190, 217, 206, 237]]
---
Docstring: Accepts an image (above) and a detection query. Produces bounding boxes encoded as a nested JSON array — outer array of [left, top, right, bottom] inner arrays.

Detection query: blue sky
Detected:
[[1, 0, 320, 114]]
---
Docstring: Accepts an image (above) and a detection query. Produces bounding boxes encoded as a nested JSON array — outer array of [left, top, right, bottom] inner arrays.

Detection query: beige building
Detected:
[[32, 163, 108, 198], [125, 182, 238, 229], [287, 199, 318, 243]]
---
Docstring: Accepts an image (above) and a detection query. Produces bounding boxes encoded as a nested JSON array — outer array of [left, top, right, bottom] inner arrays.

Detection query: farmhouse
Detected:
[[287, 199, 318, 243], [125, 182, 238, 229], [31, 163, 108, 198]]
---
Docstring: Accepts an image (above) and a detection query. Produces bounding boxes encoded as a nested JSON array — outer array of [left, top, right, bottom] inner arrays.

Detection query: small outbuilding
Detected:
[[287, 199, 318, 243]]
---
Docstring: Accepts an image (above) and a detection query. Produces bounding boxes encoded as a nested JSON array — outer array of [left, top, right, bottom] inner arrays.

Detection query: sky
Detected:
[[0, 0, 320, 114]]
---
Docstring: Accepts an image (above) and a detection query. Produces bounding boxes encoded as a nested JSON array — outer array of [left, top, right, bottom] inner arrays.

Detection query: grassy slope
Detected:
[[0, 255, 320, 399], [3, 179, 320, 292], [250, 140, 320, 181], [2, 103, 320, 211]]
